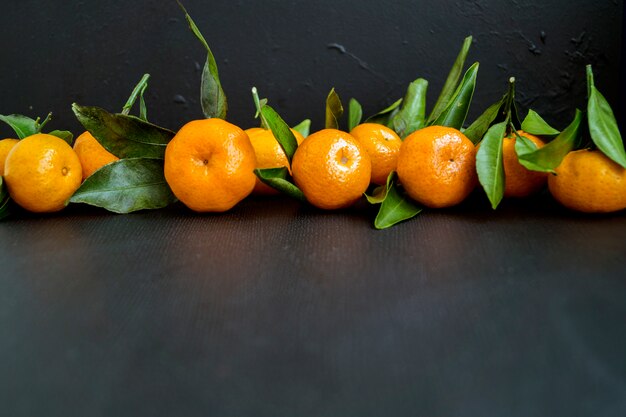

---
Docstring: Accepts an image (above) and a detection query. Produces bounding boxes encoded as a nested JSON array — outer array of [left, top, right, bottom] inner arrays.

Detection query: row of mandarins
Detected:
[[2, 3, 625, 223], [1, 117, 624, 217]]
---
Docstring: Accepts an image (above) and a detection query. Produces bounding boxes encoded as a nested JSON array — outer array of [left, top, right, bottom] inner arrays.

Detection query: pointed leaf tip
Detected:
[[325, 88, 344, 130]]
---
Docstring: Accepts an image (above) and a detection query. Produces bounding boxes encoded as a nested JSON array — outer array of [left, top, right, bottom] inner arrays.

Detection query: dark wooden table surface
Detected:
[[1, 194, 625, 417]]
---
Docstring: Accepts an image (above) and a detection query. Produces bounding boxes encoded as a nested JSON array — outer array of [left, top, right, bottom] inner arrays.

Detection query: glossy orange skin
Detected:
[[246, 127, 304, 195], [0, 138, 20, 175], [291, 129, 371, 210], [397, 126, 476, 208], [349, 123, 402, 185], [73, 131, 119, 180], [4, 134, 82, 212], [548, 149, 626, 213], [502, 131, 548, 198], [164, 118, 257, 212]]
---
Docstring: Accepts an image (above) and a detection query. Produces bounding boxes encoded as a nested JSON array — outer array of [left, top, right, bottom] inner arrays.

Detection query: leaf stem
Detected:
[[503, 77, 516, 134], [122, 74, 151, 115], [37, 112, 53, 133], [509, 121, 519, 136], [251, 87, 269, 129]]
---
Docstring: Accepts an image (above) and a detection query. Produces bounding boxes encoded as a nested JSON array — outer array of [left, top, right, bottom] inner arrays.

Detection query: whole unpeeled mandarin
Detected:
[[3, 134, 82, 212], [73, 131, 119, 180], [349, 123, 402, 185], [0, 138, 20, 176], [502, 131, 547, 198], [164, 118, 257, 212], [291, 129, 371, 210], [397, 126, 476, 208], [246, 127, 304, 195], [548, 149, 626, 213]]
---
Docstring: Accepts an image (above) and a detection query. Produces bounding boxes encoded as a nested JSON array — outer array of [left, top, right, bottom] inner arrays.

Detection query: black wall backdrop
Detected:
[[0, 0, 623, 137]]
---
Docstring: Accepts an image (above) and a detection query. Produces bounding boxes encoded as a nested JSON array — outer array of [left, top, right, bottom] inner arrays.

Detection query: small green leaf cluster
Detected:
[[0, 113, 73, 144], [348, 36, 477, 138]]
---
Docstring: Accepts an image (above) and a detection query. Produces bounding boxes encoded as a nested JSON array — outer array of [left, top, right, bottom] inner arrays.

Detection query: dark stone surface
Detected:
[[1, 196, 626, 416], [0, 0, 622, 135]]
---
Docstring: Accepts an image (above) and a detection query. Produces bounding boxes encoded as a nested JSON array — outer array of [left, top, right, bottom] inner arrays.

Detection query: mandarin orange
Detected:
[[73, 131, 119, 180], [246, 127, 304, 195], [350, 123, 402, 185], [0, 138, 19, 176], [164, 118, 257, 212], [291, 129, 371, 210], [4, 134, 82, 212], [548, 149, 626, 213], [502, 131, 548, 198], [397, 126, 476, 208]]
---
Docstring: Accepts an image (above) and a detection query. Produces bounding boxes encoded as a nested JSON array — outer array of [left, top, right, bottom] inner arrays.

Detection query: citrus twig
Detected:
[[251, 87, 269, 129], [37, 112, 53, 133], [503, 77, 516, 134], [122, 74, 151, 116]]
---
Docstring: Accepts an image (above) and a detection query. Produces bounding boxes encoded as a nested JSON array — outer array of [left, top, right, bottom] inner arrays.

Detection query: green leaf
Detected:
[[348, 98, 363, 132], [260, 105, 299, 163], [428, 36, 473, 123], [463, 95, 506, 144], [375, 185, 422, 229], [72, 104, 175, 159], [521, 109, 560, 136], [0, 114, 38, 139], [325, 88, 344, 129], [0, 176, 14, 221], [70, 158, 176, 213], [139, 82, 149, 121], [364, 184, 386, 204], [254, 168, 306, 202], [586, 65, 626, 168], [476, 121, 507, 209], [48, 130, 74, 146], [178, 1, 227, 119], [431, 62, 479, 130], [516, 109, 583, 173], [366, 172, 422, 229], [365, 98, 403, 127], [392, 78, 428, 138], [292, 119, 311, 138], [514, 134, 539, 155]]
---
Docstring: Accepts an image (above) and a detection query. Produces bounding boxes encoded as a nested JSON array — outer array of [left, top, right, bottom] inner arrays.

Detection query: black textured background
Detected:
[[0, 0, 623, 135]]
